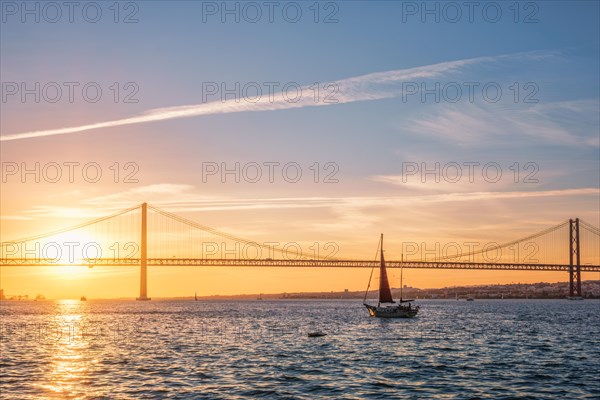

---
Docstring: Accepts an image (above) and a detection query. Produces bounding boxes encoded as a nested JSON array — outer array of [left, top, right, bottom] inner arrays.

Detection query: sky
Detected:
[[1, 1, 599, 299]]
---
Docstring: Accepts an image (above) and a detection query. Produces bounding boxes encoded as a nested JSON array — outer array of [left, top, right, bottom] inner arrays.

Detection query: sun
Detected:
[[41, 230, 103, 265], [37, 231, 103, 280]]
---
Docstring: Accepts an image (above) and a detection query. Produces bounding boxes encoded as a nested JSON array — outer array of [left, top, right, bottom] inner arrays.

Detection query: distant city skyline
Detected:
[[4, 280, 600, 301]]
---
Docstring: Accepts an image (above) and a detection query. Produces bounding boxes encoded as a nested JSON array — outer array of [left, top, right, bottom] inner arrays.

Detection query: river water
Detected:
[[1, 299, 599, 399]]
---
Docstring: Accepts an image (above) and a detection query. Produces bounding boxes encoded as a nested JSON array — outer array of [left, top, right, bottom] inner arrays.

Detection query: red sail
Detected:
[[378, 235, 395, 304]]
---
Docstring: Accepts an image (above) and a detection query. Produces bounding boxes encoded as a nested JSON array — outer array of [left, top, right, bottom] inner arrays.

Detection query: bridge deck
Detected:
[[1, 258, 599, 271]]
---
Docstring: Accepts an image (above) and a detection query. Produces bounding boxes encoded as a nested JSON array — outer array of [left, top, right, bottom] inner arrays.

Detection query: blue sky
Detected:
[[1, 1, 599, 295], [2, 0, 598, 211]]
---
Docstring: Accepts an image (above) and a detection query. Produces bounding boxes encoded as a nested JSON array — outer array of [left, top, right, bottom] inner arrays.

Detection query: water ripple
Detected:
[[1, 299, 599, 399]]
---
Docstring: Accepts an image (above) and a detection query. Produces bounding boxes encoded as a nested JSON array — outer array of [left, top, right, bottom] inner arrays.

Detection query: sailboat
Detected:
[[194, 292, 198, 301], [363, 234, 419, 318]]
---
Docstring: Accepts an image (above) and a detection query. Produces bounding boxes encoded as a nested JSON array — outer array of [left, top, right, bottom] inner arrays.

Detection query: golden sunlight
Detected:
[[42, 231, 102, 266]]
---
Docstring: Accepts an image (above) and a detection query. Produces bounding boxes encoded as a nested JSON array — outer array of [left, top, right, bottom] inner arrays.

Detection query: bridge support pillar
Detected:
[[568, 218, 582, 298], [137, 202, 151, 301]]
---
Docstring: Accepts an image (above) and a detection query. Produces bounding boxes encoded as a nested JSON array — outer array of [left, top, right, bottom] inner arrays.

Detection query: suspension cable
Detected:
[[1, 204, 140, 246], [433, 220, 570, 261]]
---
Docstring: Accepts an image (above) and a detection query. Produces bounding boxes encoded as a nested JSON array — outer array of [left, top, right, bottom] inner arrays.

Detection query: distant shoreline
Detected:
[[3, 280, 599, 301]]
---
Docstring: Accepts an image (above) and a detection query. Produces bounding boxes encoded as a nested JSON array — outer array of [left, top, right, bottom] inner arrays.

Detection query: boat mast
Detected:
[[400, 253, 403, 302], [379, 234, 383, 307], [363, 234, 382, 303]]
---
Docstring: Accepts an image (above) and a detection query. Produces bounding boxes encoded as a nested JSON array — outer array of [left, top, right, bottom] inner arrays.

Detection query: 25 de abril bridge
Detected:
[[1, 203, 599, 300]]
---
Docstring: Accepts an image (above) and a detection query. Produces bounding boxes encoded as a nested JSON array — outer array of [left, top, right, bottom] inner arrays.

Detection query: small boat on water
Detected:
[[363, 234, 419, 318], [80, 296, 87, 301], [308, 331, 327, 337], [466, 297, 474, 301], [195, 292, 198, 301]]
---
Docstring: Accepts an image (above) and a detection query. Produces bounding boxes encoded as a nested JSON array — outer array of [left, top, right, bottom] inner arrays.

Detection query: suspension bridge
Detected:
[[1, 203, 599, 299]]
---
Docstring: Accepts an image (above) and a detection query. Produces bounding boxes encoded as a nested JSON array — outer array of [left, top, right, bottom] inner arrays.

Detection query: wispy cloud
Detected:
[[4, 185, 597, 248], [403, 100, 600, 147], [18, 184, 598, 219], [371, 174, 531, 193], [1, 51, 553, 142]]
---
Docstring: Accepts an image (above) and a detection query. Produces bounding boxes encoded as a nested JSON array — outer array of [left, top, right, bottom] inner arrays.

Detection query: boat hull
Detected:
[[364, 303, 419, 318]]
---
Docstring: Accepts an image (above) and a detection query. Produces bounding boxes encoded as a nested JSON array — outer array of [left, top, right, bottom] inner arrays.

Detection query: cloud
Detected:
[[3, 185, 597, 250], [403, 100, 600, 147], [371, 173, 528, 193], [1, 51, 554, 142], [17, 184, 598, 220]]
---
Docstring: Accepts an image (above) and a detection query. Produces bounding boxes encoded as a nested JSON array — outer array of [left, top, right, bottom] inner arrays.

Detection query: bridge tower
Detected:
[[569, 218, 582, 298], [136, 202, 151, 300]]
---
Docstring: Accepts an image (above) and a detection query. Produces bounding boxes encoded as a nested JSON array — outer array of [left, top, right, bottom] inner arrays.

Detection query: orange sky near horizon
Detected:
[[1, 172, 599, 299], [1, 173, 599, 299]]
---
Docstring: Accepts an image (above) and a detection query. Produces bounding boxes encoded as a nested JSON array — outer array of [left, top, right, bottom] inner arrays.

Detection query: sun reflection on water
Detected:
[[38, 300, 93, 399]]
